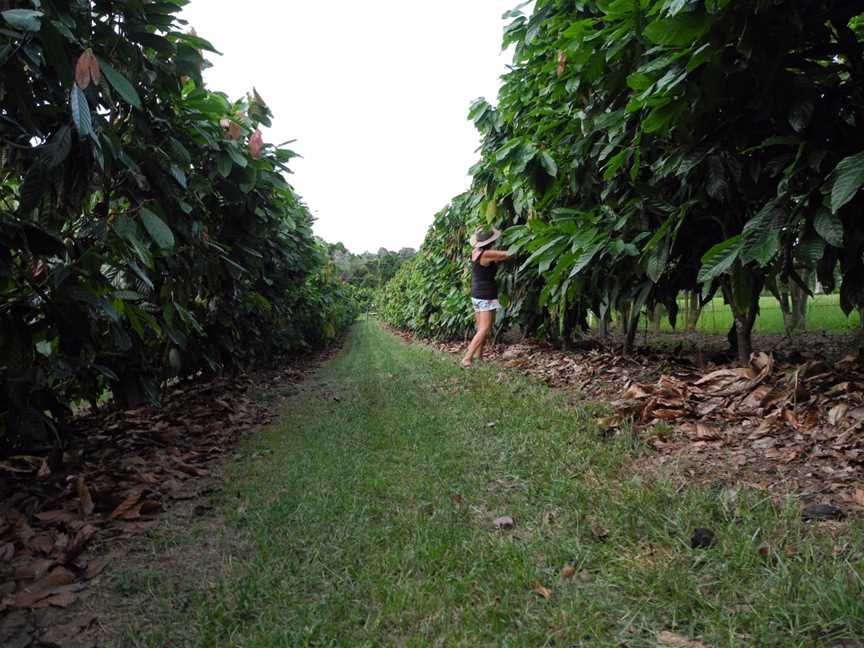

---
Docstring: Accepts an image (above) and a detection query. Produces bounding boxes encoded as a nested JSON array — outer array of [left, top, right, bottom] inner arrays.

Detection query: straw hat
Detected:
[[469, 227, 502, 248]]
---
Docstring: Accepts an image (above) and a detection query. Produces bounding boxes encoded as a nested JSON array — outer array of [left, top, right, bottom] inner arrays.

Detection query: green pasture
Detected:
[[631, 294, 862, 335]]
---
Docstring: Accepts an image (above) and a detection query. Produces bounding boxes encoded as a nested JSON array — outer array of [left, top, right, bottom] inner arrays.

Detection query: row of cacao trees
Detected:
[[1, 0, 357, 450], [379, 0, 864, 365]]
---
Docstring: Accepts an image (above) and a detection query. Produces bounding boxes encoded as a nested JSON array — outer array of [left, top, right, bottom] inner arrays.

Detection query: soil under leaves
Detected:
[[0, 346, 340, 648], [410, 328, 864, 514], [2, 323, 863, 646]]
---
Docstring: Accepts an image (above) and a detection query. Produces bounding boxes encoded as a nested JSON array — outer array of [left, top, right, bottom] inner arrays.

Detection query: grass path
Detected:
[[120, 320, 863, 647]]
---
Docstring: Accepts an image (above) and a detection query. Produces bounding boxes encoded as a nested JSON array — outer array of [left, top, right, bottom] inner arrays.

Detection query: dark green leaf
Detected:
[[740, 204, 784, 266], [140, 207, 175, 250], [216, 154, 232, 178], [831, 151, 864, 213], [2, 9, 42, 31], [698, 235, 742, 284], [170, 165, 187, 188], [17, 163, 48, 216], [539, 151, 557, 177], [100, 62, 142, 109], [814, 209, 843, 248], [644, 12, 712, 47], [70, 84, 92, 136], [129, 32, 175, 54]]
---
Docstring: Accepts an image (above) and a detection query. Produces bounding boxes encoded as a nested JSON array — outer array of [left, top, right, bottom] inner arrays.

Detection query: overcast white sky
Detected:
[[181, 1, 523, 254]]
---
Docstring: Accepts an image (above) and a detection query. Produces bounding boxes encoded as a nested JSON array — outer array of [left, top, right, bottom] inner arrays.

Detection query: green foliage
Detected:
[[377, 196, 475, 339], [1, 0, 356, 448], [380, 0, 864, 353], [328, 243, 415, 291]]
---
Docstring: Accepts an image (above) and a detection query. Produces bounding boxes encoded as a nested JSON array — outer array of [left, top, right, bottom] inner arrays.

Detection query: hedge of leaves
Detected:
[[376, 194, 475, 339], [379, 0, 864, 363], [1, 0, 356, 449]]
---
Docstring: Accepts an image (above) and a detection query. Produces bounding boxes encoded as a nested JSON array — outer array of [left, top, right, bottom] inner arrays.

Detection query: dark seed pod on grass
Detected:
[[802, 504, 845, 521], [690, 528, 715, 549]]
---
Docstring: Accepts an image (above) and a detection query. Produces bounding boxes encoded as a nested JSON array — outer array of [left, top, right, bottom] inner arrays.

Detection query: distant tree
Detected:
[[327, 244, 415, 290]]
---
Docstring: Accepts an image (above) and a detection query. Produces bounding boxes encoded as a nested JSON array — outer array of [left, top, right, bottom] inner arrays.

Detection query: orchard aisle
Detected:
[[119, 320, 862, 647]]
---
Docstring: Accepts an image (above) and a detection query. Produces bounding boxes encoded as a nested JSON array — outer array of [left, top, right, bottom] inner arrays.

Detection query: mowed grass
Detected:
[[116, 320, 864, 647], [631, 294, 862, 335]]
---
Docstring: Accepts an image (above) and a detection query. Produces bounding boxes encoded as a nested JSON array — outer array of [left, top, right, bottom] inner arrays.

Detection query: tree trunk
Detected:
[[738, 283, 761, 365], [723, 275, 762, 366], [649, 305, 663, 333], [790, 271, 809, 330], [598, 311, 610, 338], [734, 317, 753, 366], [684, 291, 701, 332], [777, 287, 796, 334], [622, 303, 637, 355]]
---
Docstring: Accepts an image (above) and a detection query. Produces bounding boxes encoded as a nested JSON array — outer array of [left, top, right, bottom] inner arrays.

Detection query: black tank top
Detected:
[[471, 250, 498, 299]]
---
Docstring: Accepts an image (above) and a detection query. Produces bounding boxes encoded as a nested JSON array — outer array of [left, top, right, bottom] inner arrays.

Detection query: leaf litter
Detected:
[[408, 329, 864, 516], [0, 347, 332, 646]]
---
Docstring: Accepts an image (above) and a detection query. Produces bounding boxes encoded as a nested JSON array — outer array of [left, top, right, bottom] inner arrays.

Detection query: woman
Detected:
[[461, 227, 511, 368]]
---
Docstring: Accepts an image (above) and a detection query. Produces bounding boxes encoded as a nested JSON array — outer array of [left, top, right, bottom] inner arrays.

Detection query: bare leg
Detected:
[[462, 311, 492, 366], [475, 309, 497, 360], [476, 337, 486, 361]]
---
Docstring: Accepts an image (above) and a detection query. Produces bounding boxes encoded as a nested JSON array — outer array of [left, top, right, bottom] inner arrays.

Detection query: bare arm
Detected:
[[479, 249, 511, 265]]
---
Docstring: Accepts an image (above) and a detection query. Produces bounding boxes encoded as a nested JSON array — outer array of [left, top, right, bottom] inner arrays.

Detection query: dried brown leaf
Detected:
[[34, 510, 77, 525], [64, 524, 97, 561], [88, 52, 101, 86], [85, 556, 110, 580], [532, 580, 552, 600], [658, 630, 713, 648], [14, 559, 55, 580], [75, 50, 94, 89], [556, 50, 566, 78], [77, 478, 94, 516], [110, 490, 142, 520], [828, 403, 849, 426], [691, 423, 720, 440], [248, 129, 263, 159], [32, 589, 78, 609]]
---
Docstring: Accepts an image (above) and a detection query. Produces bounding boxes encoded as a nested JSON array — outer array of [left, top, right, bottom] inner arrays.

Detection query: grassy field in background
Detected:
[[630, 294, 862, 335], [114, 320, 864, 647]]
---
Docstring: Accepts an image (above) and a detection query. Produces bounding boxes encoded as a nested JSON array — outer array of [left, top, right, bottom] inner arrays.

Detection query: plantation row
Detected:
[[1, 1, 357, 448], [378, 0, 864, 364]]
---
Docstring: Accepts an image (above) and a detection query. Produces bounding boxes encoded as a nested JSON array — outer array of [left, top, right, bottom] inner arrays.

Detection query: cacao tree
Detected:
[[379, 0, 864, 367], [1, 0, 356, 450]]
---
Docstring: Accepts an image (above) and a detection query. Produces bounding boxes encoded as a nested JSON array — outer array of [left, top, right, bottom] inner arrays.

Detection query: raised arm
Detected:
[[479, 249, 511, 264]]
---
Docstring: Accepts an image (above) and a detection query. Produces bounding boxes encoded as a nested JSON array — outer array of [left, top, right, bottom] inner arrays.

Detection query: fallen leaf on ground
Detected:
[[802, 503, 845, 521], [14, 560, 55, 580], [64, 524, 98, 561], [85, 557, 111, 580], [532, 581, 552, 600], [590, 521, 609, 541], [0, 543, 14, 562], [77, 478, 94, 516], [658, 630, 713, 647], [110, 490, 143, 519], [493, 516, 515, 530]]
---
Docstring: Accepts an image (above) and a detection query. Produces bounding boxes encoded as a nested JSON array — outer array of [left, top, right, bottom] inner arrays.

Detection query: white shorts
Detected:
[[472, 298, 501, 312]]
